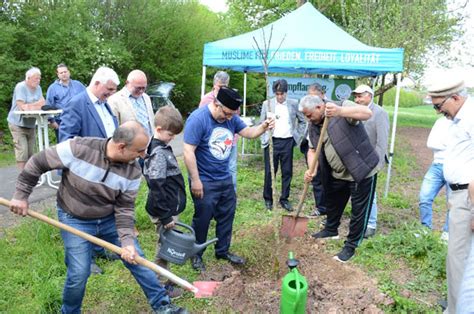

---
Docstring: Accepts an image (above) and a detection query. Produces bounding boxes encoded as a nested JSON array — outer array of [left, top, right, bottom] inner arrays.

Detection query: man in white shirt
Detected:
[[260, 79, 306, 211], [427, 74, 474, 313]]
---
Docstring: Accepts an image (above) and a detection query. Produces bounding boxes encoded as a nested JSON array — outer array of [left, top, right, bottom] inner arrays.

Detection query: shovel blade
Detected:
[[193, 281, 221, 298], [280, 215, 309, 238]]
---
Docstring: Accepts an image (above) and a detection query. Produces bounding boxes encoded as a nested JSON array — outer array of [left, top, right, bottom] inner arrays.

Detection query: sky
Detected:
[[199, 0, 228, 13], [422, 0, 474, 87]]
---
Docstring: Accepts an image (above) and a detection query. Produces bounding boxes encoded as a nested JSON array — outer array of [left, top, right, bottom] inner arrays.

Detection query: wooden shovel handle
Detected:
[[295, 117, 330, 216], [0, 197, 198, 293]]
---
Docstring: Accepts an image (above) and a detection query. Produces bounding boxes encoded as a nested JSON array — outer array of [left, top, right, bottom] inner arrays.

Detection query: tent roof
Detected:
[[203, 3, 404, 76]]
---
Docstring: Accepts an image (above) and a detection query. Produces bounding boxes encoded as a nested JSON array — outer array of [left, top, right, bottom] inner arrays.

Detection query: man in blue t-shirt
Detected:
[[184, 87, 274, 271]]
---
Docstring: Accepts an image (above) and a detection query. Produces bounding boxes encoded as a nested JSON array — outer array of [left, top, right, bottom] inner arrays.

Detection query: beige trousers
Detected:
[[446, 190, 473, 313]]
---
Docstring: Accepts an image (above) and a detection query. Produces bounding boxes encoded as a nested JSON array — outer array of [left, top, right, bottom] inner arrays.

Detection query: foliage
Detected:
[[376, 88, 424, 108], [0, 0, 222, 135], [225, 0, 464, 76]]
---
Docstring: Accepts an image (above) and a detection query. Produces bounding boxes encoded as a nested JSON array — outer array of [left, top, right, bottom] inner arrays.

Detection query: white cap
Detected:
[[352, 84, 374, 96]]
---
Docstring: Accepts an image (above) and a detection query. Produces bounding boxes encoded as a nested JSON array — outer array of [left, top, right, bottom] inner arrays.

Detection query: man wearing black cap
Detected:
[[427, 73, 474, 313], [183, 86, 275, 271], [260, 79, 306, 211]]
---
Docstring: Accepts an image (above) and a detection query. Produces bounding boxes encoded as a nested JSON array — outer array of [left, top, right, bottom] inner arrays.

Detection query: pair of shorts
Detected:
[[8, 123, 36, 162]]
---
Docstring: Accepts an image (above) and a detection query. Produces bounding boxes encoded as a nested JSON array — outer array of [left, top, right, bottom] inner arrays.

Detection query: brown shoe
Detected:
[[164, 281, 184, 299]]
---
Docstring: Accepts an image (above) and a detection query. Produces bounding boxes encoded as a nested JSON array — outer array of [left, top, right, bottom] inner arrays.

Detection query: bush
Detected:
[[377, 88, 424, 108]]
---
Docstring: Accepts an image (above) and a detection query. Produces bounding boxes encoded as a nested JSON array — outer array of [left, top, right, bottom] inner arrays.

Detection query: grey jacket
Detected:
[[259, 97, 306, 147], [363, 103, 389, 171]]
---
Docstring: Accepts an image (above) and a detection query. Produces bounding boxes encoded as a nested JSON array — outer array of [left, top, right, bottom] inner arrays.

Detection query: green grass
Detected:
[[0, 150, 15, 167], [384, 105, 439, 129], [0, 112, 447, 312]]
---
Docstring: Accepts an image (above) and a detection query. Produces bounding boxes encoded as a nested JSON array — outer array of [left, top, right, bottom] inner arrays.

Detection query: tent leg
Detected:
[[201, 66, 206, 98], [384, 73, 402, 198], [243, 71, 247, 117]]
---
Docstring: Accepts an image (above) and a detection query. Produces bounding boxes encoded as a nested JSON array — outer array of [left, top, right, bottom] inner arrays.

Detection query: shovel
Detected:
[[0, 197, 218, 298], [280, 117, 329, 238]]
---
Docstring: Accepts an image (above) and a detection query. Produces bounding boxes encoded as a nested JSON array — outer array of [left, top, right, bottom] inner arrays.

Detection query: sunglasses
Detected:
[[432, 96, 451, 111]]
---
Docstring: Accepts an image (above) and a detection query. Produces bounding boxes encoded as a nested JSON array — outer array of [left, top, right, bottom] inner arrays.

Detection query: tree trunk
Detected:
[[297, 0, 307, 7]]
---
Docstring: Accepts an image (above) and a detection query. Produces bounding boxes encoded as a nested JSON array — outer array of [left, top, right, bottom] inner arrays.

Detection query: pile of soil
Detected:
[[198, 226, 393, 312]]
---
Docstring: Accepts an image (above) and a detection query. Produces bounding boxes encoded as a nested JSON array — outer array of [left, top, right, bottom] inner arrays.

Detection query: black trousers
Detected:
[[300, 138, 327, 211], [191, 178, 236, 257], [324, 175, 376, 249], [263, 137, 294, 203]]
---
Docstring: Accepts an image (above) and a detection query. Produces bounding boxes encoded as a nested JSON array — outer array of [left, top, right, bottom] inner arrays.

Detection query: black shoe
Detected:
[[90, 261, 103, 275], [264, 200, 273, 210], [191, 255, 206, 272], [333, 246, 355, 263], [311, 229, 339, 240], [310, 208, 327, 217], [154, 304, 188, 314], [216, 252, 246, 265], [437, 299, 447, 311], [364, 227, 376, 239], [280, 201, 293, 212]]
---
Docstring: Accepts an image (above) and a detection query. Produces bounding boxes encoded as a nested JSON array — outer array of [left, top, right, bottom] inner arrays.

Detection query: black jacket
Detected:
[[143, 138, 186, 225]]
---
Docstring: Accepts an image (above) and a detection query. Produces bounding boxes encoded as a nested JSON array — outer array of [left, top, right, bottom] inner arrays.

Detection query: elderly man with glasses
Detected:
[[184, 86, 275, 272], [109, 69, 155, 137], [426, 74, 474, 313]]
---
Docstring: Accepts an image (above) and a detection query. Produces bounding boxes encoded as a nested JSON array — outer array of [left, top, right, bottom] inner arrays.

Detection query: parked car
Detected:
[[147, 82, 175, 112]]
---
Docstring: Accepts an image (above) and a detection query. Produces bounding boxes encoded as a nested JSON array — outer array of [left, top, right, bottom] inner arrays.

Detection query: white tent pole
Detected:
[[201, 66, 206, 98], [384, 72, 402, 198], [243, 71, 247, 117]]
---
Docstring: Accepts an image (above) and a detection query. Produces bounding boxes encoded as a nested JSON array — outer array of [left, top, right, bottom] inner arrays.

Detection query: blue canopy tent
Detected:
[[201, 2, 404, 195]]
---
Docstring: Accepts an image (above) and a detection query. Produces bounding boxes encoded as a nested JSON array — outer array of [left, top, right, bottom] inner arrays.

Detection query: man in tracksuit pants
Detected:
[[300, 95, 378, 263]]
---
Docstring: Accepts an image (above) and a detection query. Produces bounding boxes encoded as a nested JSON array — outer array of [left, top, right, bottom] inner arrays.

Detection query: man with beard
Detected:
[[184, 87, 274, 271]]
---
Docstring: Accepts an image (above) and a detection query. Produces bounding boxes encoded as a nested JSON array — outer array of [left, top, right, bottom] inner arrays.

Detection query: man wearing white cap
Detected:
[[352, 84, 389, 238], [427, 74, 473, 313]]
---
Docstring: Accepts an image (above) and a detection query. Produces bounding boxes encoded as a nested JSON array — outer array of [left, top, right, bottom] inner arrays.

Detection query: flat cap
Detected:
[[352, 84, 374, 96], [216, 86, 242, 110], [427, 75, 465, 97]]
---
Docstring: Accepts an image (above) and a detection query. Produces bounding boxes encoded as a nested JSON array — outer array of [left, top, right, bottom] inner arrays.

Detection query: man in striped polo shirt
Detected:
[[9, 121, 187, 314]]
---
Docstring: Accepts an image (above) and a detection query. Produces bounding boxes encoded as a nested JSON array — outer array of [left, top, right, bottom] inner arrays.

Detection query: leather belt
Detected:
[[449, 183, 469, 191]]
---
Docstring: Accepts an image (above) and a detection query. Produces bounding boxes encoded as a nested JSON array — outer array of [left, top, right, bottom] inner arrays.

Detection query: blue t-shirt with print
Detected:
[[184, 106, 247, 181]]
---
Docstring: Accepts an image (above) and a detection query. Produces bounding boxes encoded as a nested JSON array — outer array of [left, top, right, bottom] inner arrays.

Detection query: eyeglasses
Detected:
[[218, 104, 235, 118], [432, 96, 451, 111], [133, 86, 147, 92]]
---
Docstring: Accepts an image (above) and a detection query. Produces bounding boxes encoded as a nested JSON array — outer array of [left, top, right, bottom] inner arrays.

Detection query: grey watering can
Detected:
[[158, 222, 218, 265]]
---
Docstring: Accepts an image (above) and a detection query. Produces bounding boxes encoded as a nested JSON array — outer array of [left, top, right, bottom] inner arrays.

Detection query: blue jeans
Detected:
[[57, 207, 169, 313], [418, 163, 449, 232], [229, 145, 238, 193], [367, 192, 378, 229]]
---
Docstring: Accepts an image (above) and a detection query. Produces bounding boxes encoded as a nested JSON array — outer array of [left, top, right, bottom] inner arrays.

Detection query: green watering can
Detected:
[[280, 252, 308, 314]]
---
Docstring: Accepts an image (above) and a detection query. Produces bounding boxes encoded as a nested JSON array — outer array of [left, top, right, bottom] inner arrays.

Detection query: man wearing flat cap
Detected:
[[184, 86, 275, 271], [352, 84, 389, 238], [427, 73, 474, 313], [260, 79, 307, 211]]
